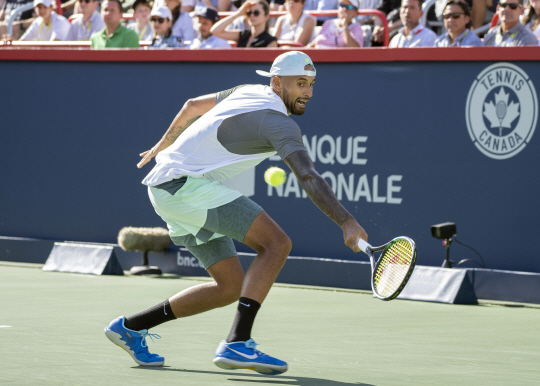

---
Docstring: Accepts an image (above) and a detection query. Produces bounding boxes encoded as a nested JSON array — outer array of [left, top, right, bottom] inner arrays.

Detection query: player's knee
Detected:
[[281, 234, 292, 256], [271, 233, 292, 263]]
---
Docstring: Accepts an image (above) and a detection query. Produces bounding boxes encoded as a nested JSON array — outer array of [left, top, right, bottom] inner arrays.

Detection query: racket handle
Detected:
[[357, 238, 371, 254]]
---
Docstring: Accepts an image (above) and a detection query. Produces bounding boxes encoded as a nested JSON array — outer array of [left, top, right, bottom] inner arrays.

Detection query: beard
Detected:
[[282, 90, 306, 116]]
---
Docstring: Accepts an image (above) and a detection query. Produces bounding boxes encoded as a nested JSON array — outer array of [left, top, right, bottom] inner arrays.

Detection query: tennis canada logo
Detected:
[[466, 63, 538, 160]]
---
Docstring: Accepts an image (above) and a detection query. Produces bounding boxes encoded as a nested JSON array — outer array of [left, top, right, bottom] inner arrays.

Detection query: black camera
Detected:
[[431, 222, 456, 240]]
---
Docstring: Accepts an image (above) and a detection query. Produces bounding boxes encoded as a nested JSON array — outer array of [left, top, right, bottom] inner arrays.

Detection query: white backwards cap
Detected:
[[256, 51, 316, 78]]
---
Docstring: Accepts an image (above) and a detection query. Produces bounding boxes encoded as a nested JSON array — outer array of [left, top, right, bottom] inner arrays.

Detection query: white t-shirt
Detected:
[[127, 21, 154, 41], [277, 11, 315, 41], [152, 0, 196, 12], [172, 12, 196, 43], [525, 20, 540, 38], [21, 11, 71, 41], [142, 85, 307, 186], [190, 34, 231, 49], [66, 12, 105, 41], [389, 23, 437, 48]]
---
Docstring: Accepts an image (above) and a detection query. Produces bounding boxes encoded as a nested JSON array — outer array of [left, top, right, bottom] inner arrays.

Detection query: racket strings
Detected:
[[373, 240, 413, 297]]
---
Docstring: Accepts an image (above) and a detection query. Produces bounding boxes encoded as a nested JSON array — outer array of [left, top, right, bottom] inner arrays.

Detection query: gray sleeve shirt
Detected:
[[216, 109, 307, 161], [214, 85, 307, 160], [483, 23, 539, 46]]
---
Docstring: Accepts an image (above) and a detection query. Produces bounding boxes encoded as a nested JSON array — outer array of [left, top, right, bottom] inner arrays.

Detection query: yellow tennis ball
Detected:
[[264, 167, 286, 186]]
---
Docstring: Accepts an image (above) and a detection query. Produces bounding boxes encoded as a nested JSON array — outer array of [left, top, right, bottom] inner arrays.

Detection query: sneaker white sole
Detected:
[[104, 327, 164, 367], [213, 357, 287, 375]]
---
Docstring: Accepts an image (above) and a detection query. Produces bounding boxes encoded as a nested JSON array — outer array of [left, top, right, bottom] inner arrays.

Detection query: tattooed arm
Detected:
[[284, 150, 368, 252], [137, 94, 217, 168]]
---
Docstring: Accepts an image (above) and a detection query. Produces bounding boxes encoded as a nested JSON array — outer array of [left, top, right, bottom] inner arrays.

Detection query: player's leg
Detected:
[[104, 238, 245, 367], [168, 254, 244, 318], [214, 211, 291, 375], [240, 211, 292, 303], [226, 211, 291, 342]]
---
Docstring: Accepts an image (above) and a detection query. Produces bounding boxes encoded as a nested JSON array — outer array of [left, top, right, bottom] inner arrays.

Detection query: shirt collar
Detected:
[[399, 23, 424, 37], [82, 12, 98, 27], [447, 29, 469, 45], [90, 11, 99, 23], [197, 34, 215, 42], [502, 22, 523, 35], [102, 24, 122, 38]]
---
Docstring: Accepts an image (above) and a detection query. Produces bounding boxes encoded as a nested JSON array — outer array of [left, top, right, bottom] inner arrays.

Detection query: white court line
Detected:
[[0, 326, 13, 328]]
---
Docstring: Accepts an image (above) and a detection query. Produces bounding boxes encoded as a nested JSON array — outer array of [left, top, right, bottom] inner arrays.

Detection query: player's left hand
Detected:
[[137, 147, 158, 168]]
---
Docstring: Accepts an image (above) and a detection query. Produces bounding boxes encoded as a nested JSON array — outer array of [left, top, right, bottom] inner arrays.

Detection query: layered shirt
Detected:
[[127, 22, 154, 41], [483, 22, 539, 46], [434, 29, 482, 47], [389, 23, 437, 47], [190, 34, 231, 49], [20, 11, 71, 41], [311, 18, 364, 48], [66, 12, 105, 41]]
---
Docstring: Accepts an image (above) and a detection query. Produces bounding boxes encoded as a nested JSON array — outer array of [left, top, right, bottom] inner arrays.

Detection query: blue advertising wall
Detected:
[[1, 58, 538, 273]]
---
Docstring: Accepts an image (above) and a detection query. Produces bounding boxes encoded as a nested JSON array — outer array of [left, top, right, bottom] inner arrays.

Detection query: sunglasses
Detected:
[[339, 3, 357, 10], [246, 10, 261, 16], [499, 2, 521, 9], [443, 12, 464, 19], [150, 17, 165, 23], [80, 0, 96, 3]]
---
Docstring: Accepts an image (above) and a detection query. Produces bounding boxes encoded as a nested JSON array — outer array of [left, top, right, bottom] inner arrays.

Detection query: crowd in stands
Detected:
[[1, 0, 539, 47]]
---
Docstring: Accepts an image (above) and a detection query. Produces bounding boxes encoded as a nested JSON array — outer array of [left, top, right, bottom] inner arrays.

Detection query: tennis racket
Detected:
[[357, 236, 417, 301]]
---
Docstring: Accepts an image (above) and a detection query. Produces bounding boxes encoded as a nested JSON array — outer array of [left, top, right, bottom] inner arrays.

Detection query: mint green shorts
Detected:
[[148, 176, 263, 269]]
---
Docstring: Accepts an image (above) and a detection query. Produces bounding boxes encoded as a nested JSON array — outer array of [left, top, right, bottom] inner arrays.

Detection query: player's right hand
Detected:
[[342, 219, 368, 253]]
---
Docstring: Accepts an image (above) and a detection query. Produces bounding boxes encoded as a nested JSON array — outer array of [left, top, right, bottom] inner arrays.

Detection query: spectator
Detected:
[[484, 0, 538, 45], [60, 0, 78, 18], [274, 0, 316, 46], [18, 0, 70, 40], [194, 0, 221, 10], [211, 0, 278, 47], [435, 0, 482, 46], [153, 0, 196, 15], [66, 0, 105, 40], [227, 0, 250, 30], [91, 0, 140, 47], [373, 0, 401, 45], [270, 0, 285, 11], [165, 0, 196, 43], [357, 0, 382, 24], [307, 0, 364, 47], [471, 0, 494, 30], [303, 0, 319, 9], [127, 0, 153, 41], [194, 0, 232, 11], [523, 0, 540, 37], [0, 0, 34, 39], [316, 0, 339, 25], [389, 0, 437, 47], [190, 7, 231, 48], [149, 5, 185, 46]]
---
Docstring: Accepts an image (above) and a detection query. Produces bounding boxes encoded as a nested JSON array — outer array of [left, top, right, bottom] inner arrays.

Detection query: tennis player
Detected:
[[104, 51, 368, 375]]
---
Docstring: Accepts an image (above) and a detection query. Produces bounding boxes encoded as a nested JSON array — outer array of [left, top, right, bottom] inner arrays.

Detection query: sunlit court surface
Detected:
[[2, 263, 539, 386]]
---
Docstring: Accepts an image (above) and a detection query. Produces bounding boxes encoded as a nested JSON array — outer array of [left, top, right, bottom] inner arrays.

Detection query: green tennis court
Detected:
[[2, 263, 539, 386]]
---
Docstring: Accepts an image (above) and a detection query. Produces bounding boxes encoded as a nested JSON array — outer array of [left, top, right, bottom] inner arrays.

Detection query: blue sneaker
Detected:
[[213, 339, 288, 375], [104, 316, 164, 366]]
